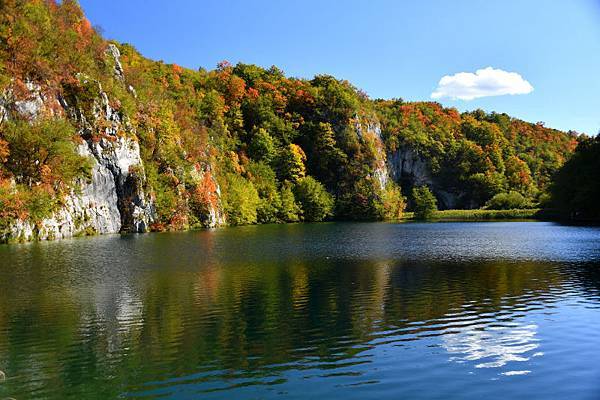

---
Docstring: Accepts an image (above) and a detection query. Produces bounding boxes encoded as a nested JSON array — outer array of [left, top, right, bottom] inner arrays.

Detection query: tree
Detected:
[[335, 177, 382, 220], [380, 182, 406, 220], [293, 176, 334, 222], [0, 138, 8, 162], [505, 156, 533, 193], [247, 161, 280, 223], [1, 118, 91, 188], [550, 136, 600, 220], [248, 127, 276, 163], [412, 186, 437, 219], [278, 182, 301, 222], [304, 122, 346, 186], [222, 173, 260, 225], [278, 143, 306, 183]]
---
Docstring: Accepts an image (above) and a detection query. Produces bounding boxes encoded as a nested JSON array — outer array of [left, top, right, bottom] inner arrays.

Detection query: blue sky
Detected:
[[79, 0, 600, 135]]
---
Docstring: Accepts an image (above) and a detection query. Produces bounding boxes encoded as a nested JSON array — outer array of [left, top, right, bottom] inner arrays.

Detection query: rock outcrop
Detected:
[[387, 147, 433, 187], [354, 115, 461, 209], [1, 60, 156, 242], [387, 146, 461, 209], [354, 115, 389, 190]]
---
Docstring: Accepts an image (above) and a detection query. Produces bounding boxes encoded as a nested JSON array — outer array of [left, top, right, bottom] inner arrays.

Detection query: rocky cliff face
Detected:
[[354, 115, 389, 191], [1, 49, 157, 242], [386, 146, 460, 209], [355, 116, 461, 209]]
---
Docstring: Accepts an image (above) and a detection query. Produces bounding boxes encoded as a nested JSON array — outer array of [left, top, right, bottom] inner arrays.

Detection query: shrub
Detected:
[[412, 186, 437, 220], [486, 191, 529, 210]]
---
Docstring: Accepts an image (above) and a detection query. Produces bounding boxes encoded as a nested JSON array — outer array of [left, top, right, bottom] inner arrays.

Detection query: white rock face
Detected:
[[106, 44, 125, 81], [387, 147, 461, 209], [354, 116, 389, 190], [4, 134, 155, 242]]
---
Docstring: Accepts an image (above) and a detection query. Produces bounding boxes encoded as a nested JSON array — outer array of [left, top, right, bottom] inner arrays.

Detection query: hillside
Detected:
[[0, 0, 580, 242]]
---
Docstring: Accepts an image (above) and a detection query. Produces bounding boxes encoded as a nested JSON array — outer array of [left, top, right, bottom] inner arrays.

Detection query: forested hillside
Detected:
[[0, 0, 582, 241]]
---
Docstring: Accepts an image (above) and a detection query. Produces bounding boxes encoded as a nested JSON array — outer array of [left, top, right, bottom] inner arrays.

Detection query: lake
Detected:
[[0, 222, 599, 399]]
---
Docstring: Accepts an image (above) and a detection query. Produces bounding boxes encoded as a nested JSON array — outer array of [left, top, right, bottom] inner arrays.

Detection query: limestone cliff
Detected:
[[355, 115, 461, 209], [386, 146, 460, 209], [0, 44, 228, 243], [0, 48, 157, 241]]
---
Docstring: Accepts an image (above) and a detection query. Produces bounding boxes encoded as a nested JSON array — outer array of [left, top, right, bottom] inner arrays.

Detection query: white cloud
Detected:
[[431, 67, 534, 101]]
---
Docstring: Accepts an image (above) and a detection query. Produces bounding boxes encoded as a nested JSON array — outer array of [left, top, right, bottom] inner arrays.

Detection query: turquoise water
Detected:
[[0, 222, 599, 399]]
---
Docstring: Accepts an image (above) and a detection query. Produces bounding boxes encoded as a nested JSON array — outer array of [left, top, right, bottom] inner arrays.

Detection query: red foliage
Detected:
[[246, 87, 260, 100]]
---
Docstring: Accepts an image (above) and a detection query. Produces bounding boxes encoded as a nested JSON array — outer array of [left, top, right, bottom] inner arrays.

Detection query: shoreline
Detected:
[[3, 210, 592, 246]]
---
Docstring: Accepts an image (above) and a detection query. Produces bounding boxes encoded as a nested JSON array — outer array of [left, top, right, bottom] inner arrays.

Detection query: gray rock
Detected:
[[387, 147, 433, 187], [106, 44, 125, 81]]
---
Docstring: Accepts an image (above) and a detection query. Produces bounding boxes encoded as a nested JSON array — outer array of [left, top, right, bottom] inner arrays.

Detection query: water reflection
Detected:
[[0, 222, 599, 399], [443, 321, 539, 370]]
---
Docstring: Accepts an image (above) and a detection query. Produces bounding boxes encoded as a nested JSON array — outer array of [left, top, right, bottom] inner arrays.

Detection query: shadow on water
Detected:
[[0, 222, 599, 399]]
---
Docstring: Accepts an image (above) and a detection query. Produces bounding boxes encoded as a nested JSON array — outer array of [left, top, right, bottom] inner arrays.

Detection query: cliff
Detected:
[[0, 48, 155, 241]]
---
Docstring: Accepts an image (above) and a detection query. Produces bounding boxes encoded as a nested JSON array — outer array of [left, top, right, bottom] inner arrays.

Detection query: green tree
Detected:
[[304, 122, 346, 186], [222, 173, 260, 225], [294, 176, 334, 222], [379, 182, 406, 220], [336, 177, 382, 220], [278, 182, 302, 222], [247, 161, 280, 223], [248, 127, 276, 163], [412, 186, 437, 220]]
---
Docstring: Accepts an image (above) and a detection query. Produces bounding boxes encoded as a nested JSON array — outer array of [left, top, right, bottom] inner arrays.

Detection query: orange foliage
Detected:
[[0, 139, 9, 163]]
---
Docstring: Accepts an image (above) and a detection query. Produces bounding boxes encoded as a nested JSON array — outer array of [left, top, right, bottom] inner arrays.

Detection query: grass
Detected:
[[401, 208, 548, 221]]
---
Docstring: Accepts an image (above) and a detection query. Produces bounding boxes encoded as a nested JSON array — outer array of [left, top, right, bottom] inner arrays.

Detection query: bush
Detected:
[[412, 186, 437, 219], [486, 191, 529, 210], [293, 176, 334, 222]]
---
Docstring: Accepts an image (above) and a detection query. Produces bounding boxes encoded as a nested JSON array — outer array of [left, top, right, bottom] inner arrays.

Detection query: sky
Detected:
[[79, 0, 600, 135]]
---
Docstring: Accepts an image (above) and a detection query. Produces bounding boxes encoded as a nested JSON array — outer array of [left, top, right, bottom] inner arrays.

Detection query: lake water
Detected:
[[0, 222, 599, 399]]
